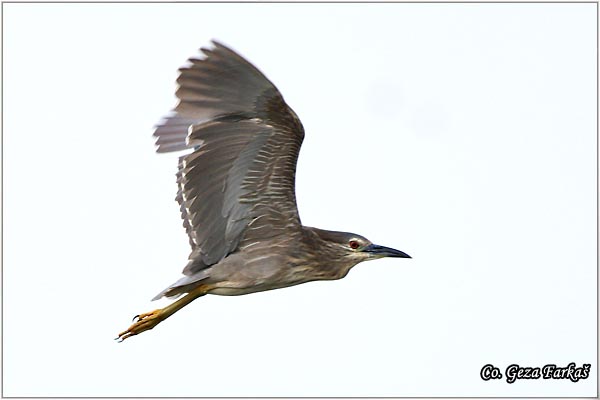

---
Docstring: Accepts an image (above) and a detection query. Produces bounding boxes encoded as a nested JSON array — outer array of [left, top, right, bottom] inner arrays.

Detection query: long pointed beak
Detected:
[[362, 244, 411, 258]]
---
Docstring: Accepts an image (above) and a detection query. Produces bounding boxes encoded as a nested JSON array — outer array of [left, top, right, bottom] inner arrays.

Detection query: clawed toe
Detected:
[[116, 309, 163, 342]]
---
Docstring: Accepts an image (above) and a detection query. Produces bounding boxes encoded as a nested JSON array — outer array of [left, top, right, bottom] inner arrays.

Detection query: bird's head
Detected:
[[308, 227, 411, 264]]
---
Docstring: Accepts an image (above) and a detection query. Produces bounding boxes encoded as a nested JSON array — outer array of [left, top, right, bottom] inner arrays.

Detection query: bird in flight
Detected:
[[117, 41, 411, 341]]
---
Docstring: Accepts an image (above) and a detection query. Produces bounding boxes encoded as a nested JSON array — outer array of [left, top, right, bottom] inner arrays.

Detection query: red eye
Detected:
[[349, 240, 360, 250]]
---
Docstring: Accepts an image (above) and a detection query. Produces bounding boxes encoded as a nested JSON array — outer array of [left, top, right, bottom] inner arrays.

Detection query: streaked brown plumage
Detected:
[[117, 41, 410, 341]]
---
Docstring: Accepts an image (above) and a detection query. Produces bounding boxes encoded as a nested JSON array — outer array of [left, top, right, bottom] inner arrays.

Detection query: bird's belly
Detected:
[[205, 257, 316, 296], [204, 249, 336, 296], [207, 278, 308, 296]]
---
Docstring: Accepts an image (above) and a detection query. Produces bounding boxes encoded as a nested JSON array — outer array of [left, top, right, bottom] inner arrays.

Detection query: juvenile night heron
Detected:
[[117, 41, 411, 341]]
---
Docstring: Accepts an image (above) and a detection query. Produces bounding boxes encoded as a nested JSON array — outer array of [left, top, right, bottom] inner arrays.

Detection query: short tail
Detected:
[[151, 271, 210, 301]]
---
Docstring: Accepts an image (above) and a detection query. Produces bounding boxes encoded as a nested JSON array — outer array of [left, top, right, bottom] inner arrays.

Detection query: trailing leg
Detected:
[[116, 283, 213, 342]]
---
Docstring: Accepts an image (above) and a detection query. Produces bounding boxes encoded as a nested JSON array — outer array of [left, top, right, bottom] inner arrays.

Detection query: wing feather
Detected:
[[153, 41, 305, 278]]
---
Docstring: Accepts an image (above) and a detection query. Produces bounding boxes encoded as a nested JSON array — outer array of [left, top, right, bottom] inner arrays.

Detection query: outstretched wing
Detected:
[[153, 41, 305, 275]]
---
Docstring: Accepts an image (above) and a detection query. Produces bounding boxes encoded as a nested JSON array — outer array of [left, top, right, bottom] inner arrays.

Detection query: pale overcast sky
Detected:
[[3, 3, 597, 397]]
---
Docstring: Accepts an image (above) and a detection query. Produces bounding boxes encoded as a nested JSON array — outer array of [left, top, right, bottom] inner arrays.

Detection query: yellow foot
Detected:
[[116, 309, 164, 342]]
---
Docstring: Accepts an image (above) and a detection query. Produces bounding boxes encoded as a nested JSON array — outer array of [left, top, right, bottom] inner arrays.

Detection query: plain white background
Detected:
[[3, 3, 597, 397]]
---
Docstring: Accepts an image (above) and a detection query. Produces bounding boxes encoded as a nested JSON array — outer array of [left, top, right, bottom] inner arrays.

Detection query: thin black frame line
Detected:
[[0, 1, 599, 3], [1, 1, 597, 399]]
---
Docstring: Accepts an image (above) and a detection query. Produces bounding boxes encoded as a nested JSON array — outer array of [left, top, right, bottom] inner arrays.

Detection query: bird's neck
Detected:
[[300, 226, 359, 280]]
